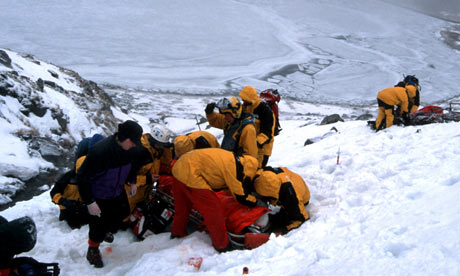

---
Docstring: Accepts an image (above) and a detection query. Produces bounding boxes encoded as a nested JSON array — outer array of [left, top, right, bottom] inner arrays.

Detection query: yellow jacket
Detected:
[[239, 86, 276, 147], [254, 167, 310, 230], [172, 148, 259, 206], [174, 131, 220, 158], [206, 112, 258, 159], [377, 87, 409, 114], [136, 133, 173, 186]]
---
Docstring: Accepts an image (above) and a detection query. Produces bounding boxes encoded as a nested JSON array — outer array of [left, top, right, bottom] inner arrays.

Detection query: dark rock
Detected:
[[44, 80, 57, 88], [36, 78, 44, 91], [356, 113, 374, 120], [0, 50, 12, 68], [320, 114, 344, 125], [48, 70, 59, 79]]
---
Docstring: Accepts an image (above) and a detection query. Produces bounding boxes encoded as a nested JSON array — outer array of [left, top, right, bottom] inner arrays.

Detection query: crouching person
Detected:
[[50, 170, 91, 229], [77, 120, 142, 268], [174, 130, 220, 158], [171, 148, 259, 252], [254, 167, 310, 234]]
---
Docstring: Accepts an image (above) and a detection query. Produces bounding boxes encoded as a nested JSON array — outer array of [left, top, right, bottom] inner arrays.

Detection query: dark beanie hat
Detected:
[[118, 120, 143, 145]]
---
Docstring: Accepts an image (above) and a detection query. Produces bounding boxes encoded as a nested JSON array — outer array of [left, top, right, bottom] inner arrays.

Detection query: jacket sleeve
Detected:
[[206, 112, 228, 129], [224, 173, 257, 207], [239, 125, 258, 159]]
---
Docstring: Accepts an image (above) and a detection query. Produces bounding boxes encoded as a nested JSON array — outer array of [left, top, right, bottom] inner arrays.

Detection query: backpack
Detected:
[[260, 89, 282, 136], [409, 105, 443, 125]]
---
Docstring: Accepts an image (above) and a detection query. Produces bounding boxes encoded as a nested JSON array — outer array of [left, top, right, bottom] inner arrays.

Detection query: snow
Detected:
[[1, 118, 460, 275], [1, 0, 460, 104]]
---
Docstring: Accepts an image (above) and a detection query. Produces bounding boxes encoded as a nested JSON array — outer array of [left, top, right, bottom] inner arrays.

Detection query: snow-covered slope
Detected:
[[0, 48, 141, 205], [1, 118, 459, 275]]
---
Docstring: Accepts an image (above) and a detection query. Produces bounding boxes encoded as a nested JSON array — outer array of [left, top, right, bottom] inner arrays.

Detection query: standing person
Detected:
[[375, 86, 412, 131], [239, 86, 276, 168], [173, 130, 220, 158], [171, 148, 259, 252], [77, 120, 142, 268], [253, 167, 310, 234], [205, 96, 257, 159]]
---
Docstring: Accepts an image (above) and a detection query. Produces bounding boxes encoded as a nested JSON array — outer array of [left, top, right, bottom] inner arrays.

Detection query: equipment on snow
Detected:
[[260, 89, 282, 135], [129, 176, 272, 249]]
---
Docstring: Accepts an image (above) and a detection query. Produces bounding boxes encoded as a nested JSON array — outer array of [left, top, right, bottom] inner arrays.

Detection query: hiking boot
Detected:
[[104, 232, 114, 243], [86, 247, 103, 268]]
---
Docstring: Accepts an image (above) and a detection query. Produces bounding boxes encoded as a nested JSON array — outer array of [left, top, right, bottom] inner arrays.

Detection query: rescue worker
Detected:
[[126, 124, 174, 214], [205, 96, 257, 159], [174, 130, 220, 158], [50, 170, 91, 229], [171, 148, 259, 252], [253, 166, 310, 234], [375, 82, 418, 130], [50, 134, 104, 229], [239, 86, 276, 168], [77, 120, 142, 268]]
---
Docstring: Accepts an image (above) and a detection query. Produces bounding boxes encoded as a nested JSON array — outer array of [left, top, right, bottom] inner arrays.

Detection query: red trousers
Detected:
[[171, 180, 229, 250]]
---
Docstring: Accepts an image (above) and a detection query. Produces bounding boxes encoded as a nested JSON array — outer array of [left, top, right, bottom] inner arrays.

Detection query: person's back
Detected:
[[174, 130, 220, 158]]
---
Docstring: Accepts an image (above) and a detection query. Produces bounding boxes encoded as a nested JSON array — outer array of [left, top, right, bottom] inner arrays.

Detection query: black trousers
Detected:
[[88, 192, 130, 243]]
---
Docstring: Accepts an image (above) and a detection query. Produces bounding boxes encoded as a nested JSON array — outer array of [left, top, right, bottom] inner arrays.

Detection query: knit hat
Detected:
[[118, 120, 143, 145]]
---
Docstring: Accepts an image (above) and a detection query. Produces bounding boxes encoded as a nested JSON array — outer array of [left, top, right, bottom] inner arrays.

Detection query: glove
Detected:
[[129, 184, 137, 197], [205, 102, 216, 114], [59, 198, 76, 212], [402, 112, 410, 125], [87, 202, 101, 217]]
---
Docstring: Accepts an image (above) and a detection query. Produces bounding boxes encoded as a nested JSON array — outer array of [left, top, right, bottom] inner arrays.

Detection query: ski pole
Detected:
[[195, 114, 202, 131], [337, 146, 340, 165]]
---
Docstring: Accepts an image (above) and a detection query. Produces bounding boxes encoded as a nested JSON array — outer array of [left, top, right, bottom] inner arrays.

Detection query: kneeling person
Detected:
[[254, 167, 310, 233], [171, 148, 259, 252]]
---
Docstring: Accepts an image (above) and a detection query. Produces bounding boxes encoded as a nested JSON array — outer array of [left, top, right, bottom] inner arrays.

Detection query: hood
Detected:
[[239, 86, 260, 106], [174, 135, 193, 158]]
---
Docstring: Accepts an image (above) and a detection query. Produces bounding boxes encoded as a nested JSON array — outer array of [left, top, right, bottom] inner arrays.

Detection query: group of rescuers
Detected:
[[49, 86, 311, 268], [47, 75, 420, 268]]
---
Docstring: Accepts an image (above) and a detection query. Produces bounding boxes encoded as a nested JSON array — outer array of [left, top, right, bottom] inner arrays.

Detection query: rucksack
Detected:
[[260, 89, 282, 136]]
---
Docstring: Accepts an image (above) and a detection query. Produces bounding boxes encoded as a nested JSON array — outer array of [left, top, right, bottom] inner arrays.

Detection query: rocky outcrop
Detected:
[[0, 48, 129, 207]]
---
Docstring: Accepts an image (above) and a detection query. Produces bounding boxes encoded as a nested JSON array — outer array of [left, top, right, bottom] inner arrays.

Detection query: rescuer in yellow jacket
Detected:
[[171, 148, 259, 252], [254, 166, 310, 233], [126, 125, 174, 213], [174, 130, 220, 158], [205, 96, 258, 159], [239, 86, 276, 168], [375, 86, 412, 130]]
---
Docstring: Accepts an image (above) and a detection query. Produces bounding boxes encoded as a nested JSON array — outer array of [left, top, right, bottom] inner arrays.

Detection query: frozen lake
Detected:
[[1, 0, 460, 104]]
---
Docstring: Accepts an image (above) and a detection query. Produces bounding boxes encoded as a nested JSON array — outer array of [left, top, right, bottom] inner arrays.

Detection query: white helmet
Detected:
[[150, 124, 173, 146]]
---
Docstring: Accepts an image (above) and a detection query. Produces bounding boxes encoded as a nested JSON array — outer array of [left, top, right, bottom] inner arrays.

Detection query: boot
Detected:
[[86, 247, 103, 268], [104, 232, 114, 243]]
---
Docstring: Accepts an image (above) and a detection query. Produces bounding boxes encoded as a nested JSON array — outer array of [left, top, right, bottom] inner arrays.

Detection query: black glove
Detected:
[[59, 198, 76, 212], [402, 112, 410, 125], [205, 102, 216, 114]]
